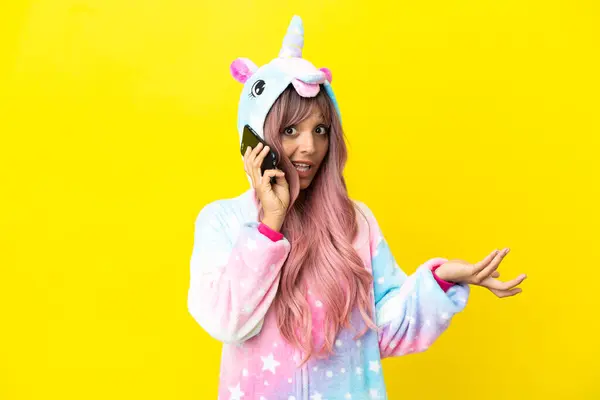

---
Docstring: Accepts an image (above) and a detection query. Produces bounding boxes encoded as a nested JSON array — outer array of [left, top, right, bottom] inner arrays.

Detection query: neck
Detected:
[[298, 189, 307, 202]]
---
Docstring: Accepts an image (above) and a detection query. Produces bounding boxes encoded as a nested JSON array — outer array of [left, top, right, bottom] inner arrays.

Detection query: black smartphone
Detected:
[[240, 124, 279, 184]]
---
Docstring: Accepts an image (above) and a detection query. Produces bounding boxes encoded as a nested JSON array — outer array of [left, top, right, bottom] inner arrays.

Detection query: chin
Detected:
[[299, 178, 313, 190]]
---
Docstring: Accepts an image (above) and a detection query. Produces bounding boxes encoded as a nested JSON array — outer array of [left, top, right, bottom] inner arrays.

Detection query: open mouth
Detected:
[[292, 162, 312, 172]]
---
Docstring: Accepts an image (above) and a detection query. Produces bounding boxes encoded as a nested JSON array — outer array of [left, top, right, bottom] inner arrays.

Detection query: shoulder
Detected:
[[351, 199, 377, 225], [194, 189, 253, 231], [350, 199, 380, 246]]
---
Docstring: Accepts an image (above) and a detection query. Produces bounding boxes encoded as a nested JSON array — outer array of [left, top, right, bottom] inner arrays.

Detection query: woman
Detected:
[[187, 15, 526, 400]]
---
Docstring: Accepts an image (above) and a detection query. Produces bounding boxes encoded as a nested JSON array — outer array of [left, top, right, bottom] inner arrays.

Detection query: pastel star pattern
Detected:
[[369, 360, 381, 374], [197, 190, 475, 400], [261, 353, 280, 374], [372, 234, 383, 256], [229, 383, 244, 400]]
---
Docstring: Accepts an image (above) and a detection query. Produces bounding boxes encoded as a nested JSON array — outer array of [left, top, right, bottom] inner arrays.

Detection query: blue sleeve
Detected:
[[356, 201, 470, 358]]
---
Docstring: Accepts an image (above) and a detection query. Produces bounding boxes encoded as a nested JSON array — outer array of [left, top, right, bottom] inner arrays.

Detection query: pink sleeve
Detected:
[[431, 264, 455, 293], [188, 205, 291, 343], [258, 222, 284, 242]]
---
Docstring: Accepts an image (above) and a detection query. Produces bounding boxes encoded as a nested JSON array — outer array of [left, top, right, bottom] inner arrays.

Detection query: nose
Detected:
[[297, 131, 316, 155]]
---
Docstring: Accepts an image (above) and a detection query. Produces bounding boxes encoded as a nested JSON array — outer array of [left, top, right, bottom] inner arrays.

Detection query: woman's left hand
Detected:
[[434, 248, 527, 298]]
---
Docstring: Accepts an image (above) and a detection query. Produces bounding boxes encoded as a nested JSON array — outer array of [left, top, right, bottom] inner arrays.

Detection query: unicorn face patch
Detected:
[[230, 15, 340, 146]]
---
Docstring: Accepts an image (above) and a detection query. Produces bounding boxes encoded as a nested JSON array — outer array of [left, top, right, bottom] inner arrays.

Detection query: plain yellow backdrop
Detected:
[[1, 0, 599, 398]]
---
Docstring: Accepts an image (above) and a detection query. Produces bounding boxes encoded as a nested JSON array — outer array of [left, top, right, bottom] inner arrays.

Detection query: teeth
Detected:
[[293, 163, 311, 172]]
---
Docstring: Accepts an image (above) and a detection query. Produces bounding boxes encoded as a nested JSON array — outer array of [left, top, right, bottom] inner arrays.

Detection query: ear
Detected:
[[319, 67, 332, 83], [230, 58, 258, 84]]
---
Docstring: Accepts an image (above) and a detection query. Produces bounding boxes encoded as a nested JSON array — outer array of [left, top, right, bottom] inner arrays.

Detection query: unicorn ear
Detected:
[[319, 67, 332, 83], [230, 58, 258, 84]]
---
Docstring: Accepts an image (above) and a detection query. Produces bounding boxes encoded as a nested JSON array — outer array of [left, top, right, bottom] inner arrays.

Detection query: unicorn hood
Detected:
[[230, 15, 341, 146]]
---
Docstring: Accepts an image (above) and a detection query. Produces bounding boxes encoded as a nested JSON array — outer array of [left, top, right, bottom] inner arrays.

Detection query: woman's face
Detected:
[[281, 108, 330, 190]]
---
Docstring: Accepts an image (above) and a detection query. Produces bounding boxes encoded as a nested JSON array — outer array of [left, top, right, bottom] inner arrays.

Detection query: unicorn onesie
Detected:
[[187, 15, 470, 400]]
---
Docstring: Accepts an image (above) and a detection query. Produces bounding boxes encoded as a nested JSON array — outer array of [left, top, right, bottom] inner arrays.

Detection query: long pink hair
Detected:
[[261, 85, 377, 364]]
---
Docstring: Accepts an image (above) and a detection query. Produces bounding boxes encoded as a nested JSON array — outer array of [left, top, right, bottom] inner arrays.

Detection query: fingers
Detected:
[[266, 169, 288, 186], [261, 169, 286, 189], [488, 287, 523, 298], [479, 274, 527, 291], [475, 248, 510, 282], [244, 143, 270, 187], [251, 143, 265, 184], [255, 146, 271, 183], [472, 250, 500, 274], [499, 274, 527, 291], [243, 146, 254, 186], [491, 271, 500, 278], [251, 143, 269, 169]]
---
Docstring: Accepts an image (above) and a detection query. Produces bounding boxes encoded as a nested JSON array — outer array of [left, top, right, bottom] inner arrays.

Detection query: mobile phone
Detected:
[[241, 124, 279, 184]]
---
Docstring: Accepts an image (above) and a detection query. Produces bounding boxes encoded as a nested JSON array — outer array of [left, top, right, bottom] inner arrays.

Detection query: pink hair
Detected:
[[262, 85, 377, 365]]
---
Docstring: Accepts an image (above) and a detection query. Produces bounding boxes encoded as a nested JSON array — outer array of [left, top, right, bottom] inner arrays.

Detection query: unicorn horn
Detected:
[[278, 15, 304, 58]]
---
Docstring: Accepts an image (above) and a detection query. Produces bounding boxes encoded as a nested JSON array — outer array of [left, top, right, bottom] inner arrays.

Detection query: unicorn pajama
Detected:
[[187, 15, 470, 400]]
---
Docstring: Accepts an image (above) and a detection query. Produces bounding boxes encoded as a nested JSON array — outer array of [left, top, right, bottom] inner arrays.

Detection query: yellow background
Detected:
[[1, 0, 599, 398]]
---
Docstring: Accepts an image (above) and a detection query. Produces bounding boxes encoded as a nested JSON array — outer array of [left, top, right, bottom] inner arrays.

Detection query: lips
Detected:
[[292, 163, 311, 172], [291, 160, 314, 166], [291, 161, 313, 176]]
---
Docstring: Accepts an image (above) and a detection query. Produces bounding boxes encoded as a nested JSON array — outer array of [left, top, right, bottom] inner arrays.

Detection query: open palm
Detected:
[[435, 248, 527, 298]]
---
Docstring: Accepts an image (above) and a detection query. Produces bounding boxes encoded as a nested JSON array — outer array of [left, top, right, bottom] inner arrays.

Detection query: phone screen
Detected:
[[241, 124, 279, 182]]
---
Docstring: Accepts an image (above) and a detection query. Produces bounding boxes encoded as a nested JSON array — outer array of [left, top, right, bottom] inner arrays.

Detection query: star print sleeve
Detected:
[[187, 202, 291, 344], [356, 201, 470, 359]]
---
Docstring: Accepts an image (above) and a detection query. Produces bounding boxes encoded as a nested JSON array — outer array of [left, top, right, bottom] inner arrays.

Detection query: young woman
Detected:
[[187, 15, 526, 400]]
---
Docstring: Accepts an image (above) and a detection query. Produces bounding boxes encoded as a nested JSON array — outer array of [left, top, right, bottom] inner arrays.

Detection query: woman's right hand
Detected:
[[244, 142, 290, 231]]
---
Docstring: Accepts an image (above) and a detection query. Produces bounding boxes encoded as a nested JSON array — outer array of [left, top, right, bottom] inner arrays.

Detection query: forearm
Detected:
[[188, 221, 290, 343], [261, 214, 284, 232]]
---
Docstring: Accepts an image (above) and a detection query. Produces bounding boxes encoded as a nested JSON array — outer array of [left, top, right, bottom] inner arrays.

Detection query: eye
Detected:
[[250, 80, 266, 97], [315, 125, 329, 135], [283, 126, 297, 136]]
